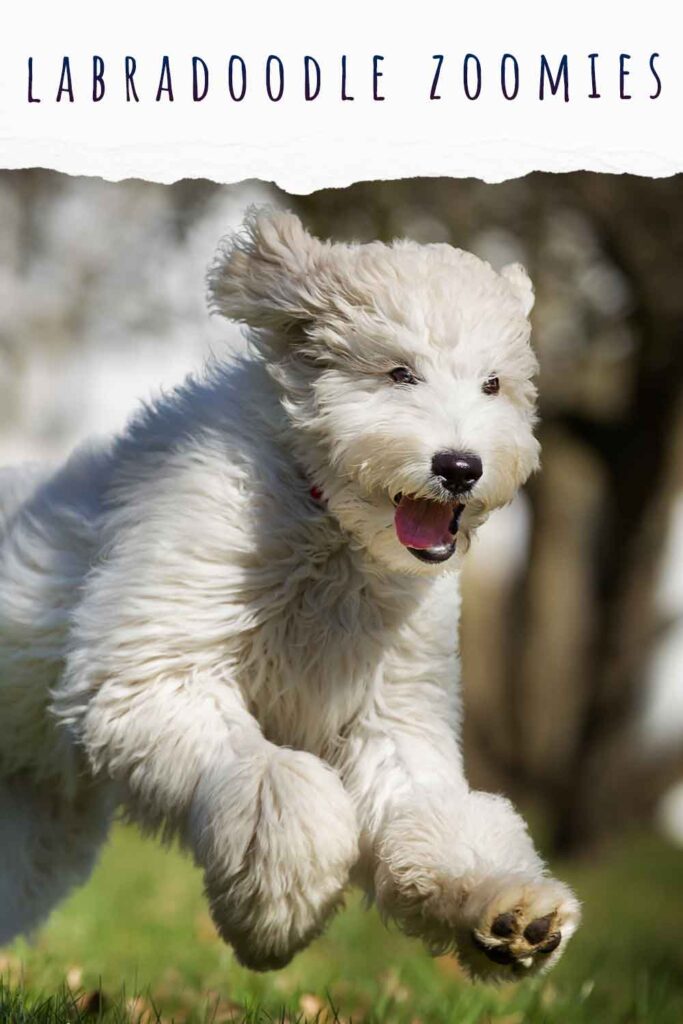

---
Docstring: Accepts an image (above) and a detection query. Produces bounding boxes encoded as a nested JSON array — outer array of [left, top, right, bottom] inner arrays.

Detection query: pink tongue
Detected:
[[394, 496, 455, 549]]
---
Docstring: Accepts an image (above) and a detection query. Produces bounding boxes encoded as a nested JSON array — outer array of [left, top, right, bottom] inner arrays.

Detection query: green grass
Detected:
[[2, 825, 682, 1023]]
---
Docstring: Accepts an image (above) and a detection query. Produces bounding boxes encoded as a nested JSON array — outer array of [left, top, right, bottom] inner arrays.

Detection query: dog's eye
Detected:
[[482, 374, 500, 395], [389, 367, 419, 385]]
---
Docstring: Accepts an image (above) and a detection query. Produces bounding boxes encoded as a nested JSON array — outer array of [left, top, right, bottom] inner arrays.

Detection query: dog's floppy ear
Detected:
[[207, 207, 327, 330], [501, 262, 535, 317]]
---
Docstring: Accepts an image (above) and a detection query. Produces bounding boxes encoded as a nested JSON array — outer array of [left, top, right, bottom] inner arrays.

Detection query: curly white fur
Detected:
[[0, 209, 580, 978]]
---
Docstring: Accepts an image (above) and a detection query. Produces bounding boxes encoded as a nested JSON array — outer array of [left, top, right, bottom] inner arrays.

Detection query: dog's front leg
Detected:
[[339, 673, 580, 981], [71, 676, 358, 970]]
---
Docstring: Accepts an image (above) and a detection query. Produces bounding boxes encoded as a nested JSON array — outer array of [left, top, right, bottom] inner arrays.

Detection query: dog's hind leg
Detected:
[[0, 775, 113, 945]]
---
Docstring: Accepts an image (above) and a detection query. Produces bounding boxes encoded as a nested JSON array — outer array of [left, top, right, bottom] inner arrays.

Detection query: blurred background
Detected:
[[1, 170, 682, 1022]]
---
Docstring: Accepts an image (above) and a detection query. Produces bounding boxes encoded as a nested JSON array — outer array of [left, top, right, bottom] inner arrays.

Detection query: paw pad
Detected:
[[473, 910, 563, 972], [491, 911, 517, 938], [522, 913, 553, 944]]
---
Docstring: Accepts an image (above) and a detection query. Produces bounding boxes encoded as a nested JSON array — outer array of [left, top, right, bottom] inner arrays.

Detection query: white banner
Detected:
[[0, 0, 676, 192]]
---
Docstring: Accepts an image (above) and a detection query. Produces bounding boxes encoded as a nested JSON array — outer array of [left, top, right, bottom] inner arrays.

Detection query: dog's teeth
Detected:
[[449, 504, 464, 533]]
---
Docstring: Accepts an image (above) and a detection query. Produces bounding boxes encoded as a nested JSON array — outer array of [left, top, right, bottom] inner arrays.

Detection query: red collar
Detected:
[[309, 484, 325, 505]]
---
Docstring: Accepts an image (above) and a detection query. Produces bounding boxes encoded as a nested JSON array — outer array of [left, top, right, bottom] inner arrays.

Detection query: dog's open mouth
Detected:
[[393, 493, 463, 564]]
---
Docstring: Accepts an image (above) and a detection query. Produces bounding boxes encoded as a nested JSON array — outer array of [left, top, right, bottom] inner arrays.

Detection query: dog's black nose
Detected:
[[431, 451, 483, 495]]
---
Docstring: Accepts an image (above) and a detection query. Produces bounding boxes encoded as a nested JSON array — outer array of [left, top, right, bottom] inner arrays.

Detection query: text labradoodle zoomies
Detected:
[[26, 51, 663, 104]]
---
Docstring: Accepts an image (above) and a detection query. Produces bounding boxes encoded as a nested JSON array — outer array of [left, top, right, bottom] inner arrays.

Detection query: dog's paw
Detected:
[[200, 746, 359, 970], [457, 874, 581, 982]]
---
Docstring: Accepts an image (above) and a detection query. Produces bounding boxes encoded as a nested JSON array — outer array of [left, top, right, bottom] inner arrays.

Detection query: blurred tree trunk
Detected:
[[510, 176, 683, 852]]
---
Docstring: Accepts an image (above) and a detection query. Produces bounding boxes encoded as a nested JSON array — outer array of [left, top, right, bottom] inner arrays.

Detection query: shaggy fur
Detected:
[[0, 209, 580, 979]]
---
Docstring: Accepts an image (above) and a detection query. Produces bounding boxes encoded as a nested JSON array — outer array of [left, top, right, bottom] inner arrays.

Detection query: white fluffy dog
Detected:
[[0, 209, 580, 980]]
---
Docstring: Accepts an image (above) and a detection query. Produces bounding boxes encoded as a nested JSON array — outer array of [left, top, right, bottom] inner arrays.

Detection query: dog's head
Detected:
[[209, 208, 539, 574]]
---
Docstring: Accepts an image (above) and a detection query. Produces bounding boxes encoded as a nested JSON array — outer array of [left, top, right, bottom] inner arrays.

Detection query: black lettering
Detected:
[[501, 54, 519, 100], [27, 57, 41, 103], [540, 54, 569, 101], [156, 55, 174, 102], [266, 55, 284, 101], [588, 53, 600, 98], [430, 54, 444, 100], [192, 56, 209, 101], [649, 52, 662, 99], [373, 55, 385, 101], [463, 53, 481, 100], [619, 53, 631, 100], [341, 55, 354, 100], [56, 57, 74, 102], [125, 56, 139, 102], [228, 56, 247, 101], [92, 55, 105, 102], [304, 56, 320, 101]]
